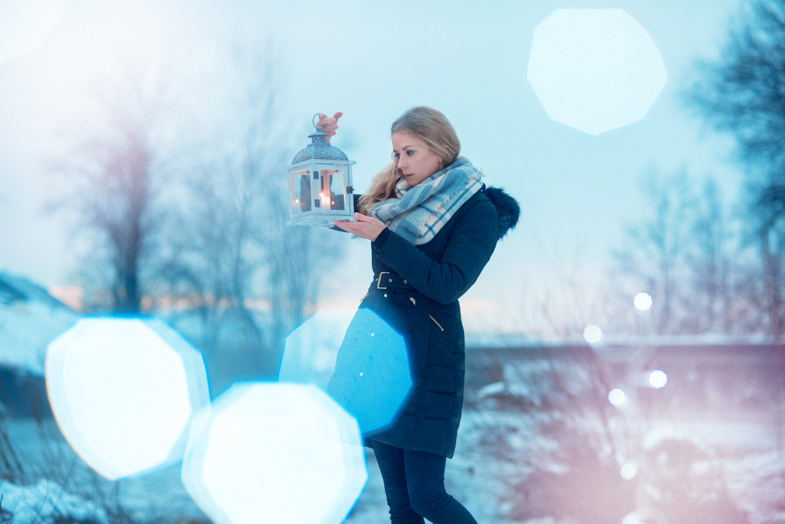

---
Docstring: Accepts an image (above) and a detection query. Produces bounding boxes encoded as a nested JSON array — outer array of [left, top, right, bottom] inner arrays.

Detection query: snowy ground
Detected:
[[4, 406, 785, 523], [2, 413, 522, 524]]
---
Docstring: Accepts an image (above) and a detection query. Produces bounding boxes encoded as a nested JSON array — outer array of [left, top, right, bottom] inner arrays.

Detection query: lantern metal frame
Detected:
[[286, 115, 356, 227]]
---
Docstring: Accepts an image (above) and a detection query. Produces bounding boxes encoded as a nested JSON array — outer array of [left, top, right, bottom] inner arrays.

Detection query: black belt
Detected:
[[373, 271, 414, 290]]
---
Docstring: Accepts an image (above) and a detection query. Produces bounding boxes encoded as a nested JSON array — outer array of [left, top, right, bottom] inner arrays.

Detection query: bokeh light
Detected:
[[528, 8, 667, 135], [0, 0, 66, 63], [634, 292, 653, 311], [621, 512, 645, 524], [649, 369, 668, 388], [608, 388, 626, 406], [322, 308, 412, 435], [278, 308, 357, 390], [181, 382, 367, 524], [583, 324, 603, 344], [620, 461, 638, 480], [45, 317, 210, 480]]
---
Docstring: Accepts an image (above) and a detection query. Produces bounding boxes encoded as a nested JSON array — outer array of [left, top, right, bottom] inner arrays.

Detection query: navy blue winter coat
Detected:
[[336, 185, 519, 458]]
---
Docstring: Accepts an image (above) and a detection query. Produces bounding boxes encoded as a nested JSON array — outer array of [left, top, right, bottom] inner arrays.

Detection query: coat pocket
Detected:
[[427, 310, 461, 343]]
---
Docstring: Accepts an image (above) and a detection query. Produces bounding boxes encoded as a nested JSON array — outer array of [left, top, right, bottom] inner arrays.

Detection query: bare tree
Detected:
[[687, 0, 785, 173], [159, 45, 343, 380], [612, 170, 695, 335], [47, 60, 179, 314], [753, 183, 785, 338], [683, 178, 736, 333], [687, 0, 785, 339]]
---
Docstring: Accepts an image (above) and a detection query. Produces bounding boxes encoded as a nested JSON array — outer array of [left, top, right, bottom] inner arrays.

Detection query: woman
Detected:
[[323, 107, 519, 524]]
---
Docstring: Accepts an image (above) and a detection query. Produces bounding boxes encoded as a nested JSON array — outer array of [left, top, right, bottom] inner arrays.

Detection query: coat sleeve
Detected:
[[371, 197, 498, 304]]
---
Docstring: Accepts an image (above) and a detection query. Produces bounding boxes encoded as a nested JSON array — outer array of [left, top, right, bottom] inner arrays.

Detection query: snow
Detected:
[[0, 272, 79, 375], [1, 272, 782, 522], [0, 479, 109, 523]]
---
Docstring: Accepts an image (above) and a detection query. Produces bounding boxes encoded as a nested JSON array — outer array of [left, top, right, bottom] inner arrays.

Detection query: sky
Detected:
[[0, 0, 746, 339]]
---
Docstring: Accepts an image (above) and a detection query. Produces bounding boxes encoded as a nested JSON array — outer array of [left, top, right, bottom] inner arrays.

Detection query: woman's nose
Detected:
[[397, 158, 406, 170]]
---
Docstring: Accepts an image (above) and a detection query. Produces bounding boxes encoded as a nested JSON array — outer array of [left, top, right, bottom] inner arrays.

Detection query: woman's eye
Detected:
[[407, 150, 415, 156]]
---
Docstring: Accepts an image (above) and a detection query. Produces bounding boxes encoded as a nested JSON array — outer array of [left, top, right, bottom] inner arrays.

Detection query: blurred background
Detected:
[[1, 0, 784, 522]]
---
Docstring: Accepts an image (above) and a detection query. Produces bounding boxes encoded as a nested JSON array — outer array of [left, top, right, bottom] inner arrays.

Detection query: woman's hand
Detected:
[[333, 213, 387, 241], [317, 112, 342, 143]]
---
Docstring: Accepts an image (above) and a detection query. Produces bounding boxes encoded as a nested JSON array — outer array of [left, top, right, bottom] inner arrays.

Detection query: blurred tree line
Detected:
[[46, 45, 342, 389], [611, 0, 785, 341]]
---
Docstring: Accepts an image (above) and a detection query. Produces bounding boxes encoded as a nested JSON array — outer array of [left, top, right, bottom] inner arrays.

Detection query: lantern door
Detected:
[[290, 168, 314, 217], [316, 167, 348, 213]]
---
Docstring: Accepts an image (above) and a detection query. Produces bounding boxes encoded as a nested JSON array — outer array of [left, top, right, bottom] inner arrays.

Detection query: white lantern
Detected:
[[286, 115, 356, 226]]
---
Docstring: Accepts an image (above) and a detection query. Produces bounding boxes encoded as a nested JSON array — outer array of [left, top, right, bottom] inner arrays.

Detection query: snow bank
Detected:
[[0, 272, 80, 375]]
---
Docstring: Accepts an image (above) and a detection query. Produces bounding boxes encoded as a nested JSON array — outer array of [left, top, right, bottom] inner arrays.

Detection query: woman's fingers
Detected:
[[332, 213, 386, 241], [318, 112, 343, 131], [317, 112, 342, 143], [354, 212, 384, 227]]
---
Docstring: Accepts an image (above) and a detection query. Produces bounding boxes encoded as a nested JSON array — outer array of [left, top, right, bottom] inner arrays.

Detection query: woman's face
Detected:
[[392, 132, 443, 187]]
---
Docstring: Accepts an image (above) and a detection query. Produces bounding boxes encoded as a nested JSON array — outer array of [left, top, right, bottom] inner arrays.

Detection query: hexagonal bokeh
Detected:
[[0, 0, 66, 63], [45, 317, 210, 480], [280, 307, 412, 435], [528, 8, 667, 135], [278, 308, 356, 390], [181, 382, 368, 524]]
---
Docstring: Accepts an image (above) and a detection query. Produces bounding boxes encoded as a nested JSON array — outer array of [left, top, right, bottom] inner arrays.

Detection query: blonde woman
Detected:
[[324, 107, 519, 524]]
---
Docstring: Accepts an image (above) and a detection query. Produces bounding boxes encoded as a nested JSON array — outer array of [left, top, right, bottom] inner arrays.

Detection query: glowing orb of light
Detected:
[[316, 308, 412, 435], [45, 317, 210, 480], [621, 512, 646, 524], [279, 308, 357, 390], [0, 0, 66, 63], [181, 382, 368, 524], [608, 388, 626, 406], [583, 324, 603, 344], [620, 461, 638, 480], [649, 370, 668, 389], [527, 8, 667, 135], [634, 292, 653, 311]]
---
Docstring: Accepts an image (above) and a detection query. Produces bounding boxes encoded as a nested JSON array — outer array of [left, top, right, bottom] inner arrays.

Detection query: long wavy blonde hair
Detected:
[[357, 106, 461, 213]]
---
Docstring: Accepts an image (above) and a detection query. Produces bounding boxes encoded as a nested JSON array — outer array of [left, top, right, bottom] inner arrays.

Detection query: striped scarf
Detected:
[[367, 157, 484, 245]]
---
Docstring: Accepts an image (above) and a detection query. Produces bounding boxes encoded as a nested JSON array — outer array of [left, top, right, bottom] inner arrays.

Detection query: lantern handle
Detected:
[[312, 113, 322, 132]]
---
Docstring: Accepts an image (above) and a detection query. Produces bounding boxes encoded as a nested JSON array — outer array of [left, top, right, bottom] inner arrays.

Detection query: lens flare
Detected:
[[528, 8, 667, 135], [620, 461, 638, 480], [0, 0, 66, 63], [634, 292, 653, 311], [583, 324, 603, 344], [45, 317, 210, 480], [279, 308, 357, 390], [181, 382, 367, 524], [649, 370, 668, 388], [608, 388, 626, 406], [281, 307, 412, 435]]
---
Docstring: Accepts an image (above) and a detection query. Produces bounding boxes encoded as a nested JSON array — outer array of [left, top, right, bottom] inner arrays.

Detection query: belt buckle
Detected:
[[377, 271, 389, 290]]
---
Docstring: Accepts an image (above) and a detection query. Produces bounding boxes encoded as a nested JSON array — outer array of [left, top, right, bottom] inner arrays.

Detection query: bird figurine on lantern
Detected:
[[286, 114, 356, 226]]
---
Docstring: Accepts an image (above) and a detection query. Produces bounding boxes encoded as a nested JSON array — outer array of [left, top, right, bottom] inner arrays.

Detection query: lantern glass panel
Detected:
[[319, 168, 347, 212], [290, 169, 312, 215]]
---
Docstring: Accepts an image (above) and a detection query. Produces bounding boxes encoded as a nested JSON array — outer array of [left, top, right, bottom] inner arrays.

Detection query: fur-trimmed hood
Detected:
[[483, 186, 520, 239]]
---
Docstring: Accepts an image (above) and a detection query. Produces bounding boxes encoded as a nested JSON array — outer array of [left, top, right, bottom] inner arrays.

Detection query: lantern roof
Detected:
[[291, 129, 350, 164]]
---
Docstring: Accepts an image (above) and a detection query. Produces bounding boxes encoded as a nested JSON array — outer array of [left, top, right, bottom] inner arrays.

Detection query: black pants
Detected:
[[371, 440, 479, 524]]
